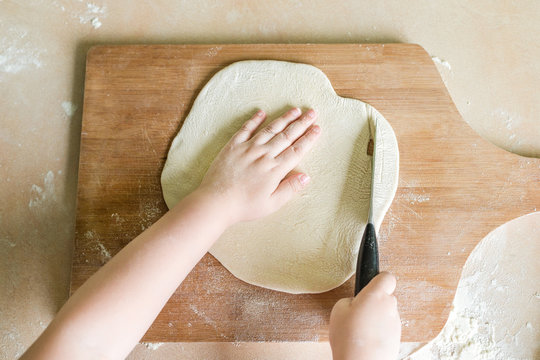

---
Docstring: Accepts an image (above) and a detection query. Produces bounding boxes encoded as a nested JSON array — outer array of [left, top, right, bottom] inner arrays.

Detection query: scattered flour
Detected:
[[401, 191, 431, 205], [80, 2, 106, 29], [491, 108, 524, 148], [95, 242, 111, 261], [189, 304, 217, 327], [431, 55, 452, 71], [84, 230, 111, 262], [54, 1, 106, 29], [2, 327, 25, 358], [191, 262, 326, 342], [91, 17, 102, 29], [141, 342, 164, 350], [189, 304, 228, 340], [28, 171, 55, 208], [61, 101, 77, 117], [139, 199, 163, 230], [0, 237, 16, 248], [111, 213, 125, 224], [0, 28, 44, 74], [206, 46, 223, 57], [378, 207, 401, 240], [387, 190, 431, 225]]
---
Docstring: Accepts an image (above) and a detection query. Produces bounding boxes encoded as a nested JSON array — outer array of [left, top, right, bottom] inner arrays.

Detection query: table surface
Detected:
[[1, 2, 539, 359]]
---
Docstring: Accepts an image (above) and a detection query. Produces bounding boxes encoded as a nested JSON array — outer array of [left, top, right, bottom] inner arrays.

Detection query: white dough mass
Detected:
[[161, 61, 399, 293], [408, 213, 540, 360]]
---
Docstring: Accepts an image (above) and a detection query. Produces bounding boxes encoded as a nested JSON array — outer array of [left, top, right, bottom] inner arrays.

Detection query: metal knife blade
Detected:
[[354, 116, 380, 295]]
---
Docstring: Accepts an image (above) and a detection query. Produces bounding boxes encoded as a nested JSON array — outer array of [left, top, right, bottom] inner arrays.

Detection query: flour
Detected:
[[80, 2, 106, 29], [28, 171, 55, 208], [400, 191, 430, 205], [0, 29, 44, 74], [84, 230, 111, 262], [431, 55, 452, 71], [91, 17, 102, 29], [0, 238, 16, 248], [111, 213, 125, 224], [95, 242, 111, 261], [238, 290, 324, 341], [189, 304, 216, 326], [61, 101, 78, 117], [54, 1, 106, 29], [206, 46, 222, 57], [2, 327, 24, 358], [189, 304, 229, 340], [430, 311, 500, 359], [86, 3, 104, 14], [138, 199, 162, 230], [491, 108, 524, 148], [141, 342, 164, 350], [430, 55, 452, 87], [408, 213, 540, 360]]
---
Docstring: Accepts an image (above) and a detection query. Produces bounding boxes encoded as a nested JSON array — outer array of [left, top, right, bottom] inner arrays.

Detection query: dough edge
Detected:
[[161, 60, 399, 293]]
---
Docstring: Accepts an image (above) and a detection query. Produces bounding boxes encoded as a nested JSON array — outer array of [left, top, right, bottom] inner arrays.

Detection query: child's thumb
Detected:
[[358, 271, 396, 296]]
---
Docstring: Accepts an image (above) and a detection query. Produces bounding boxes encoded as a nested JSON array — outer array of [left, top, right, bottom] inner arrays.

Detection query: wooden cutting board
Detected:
[[71, 44, 539, 342]]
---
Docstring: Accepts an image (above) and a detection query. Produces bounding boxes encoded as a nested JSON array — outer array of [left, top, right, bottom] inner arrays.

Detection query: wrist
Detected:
[[184, 188, 237, 229]]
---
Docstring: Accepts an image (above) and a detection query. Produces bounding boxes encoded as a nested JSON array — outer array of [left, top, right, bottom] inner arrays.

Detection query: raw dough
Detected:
[[407, 212, 540, 360], [161, 60, 399, 293]]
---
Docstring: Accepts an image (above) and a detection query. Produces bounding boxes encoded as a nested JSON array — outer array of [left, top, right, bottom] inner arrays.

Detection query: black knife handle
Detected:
[[354, 222, 379, 296]]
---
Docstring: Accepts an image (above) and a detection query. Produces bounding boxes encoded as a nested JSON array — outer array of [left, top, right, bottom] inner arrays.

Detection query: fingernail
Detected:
[[291, 107, 301, 116], [256, 110, 264, 117], [306, 109, 316, 118], [311, 125, 321, 134], [299, 174, 310, 185]]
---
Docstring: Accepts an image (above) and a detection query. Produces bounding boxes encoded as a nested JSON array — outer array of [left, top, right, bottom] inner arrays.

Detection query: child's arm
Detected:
[[329, 272, 401, 360], [22, 107, 321, 360]]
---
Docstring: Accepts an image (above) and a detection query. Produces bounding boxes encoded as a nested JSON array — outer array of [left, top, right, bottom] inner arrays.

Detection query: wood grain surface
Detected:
[[71, 44, 539, 342]]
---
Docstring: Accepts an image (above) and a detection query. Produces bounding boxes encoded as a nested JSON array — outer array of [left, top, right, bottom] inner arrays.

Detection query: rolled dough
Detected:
[[408, 212, 540, 359], [161, 60, 399, 293]]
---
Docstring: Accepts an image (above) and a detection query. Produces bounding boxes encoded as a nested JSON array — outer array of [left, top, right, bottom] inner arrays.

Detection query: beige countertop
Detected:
[[1, 1, 538, 359]]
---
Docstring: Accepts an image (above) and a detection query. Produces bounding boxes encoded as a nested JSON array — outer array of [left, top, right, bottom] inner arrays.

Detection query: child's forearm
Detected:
[[23, 108, 321, 360], [23, 189, 229, 360]]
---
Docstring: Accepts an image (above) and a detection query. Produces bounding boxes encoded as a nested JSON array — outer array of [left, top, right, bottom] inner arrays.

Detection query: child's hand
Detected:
[[197, 107, 321, 224], [25, 107, 320, 360], [329, 272, 401, 360]]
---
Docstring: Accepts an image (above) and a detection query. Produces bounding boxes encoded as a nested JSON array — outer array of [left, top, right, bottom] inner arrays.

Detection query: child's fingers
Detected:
[[232, 110, 267, 143], [271, 172, 311, 209], [266, 109, 317, 156], [251, 107, 302, 144], [357, 272, 396, 298], [275, 125, 321, 172]]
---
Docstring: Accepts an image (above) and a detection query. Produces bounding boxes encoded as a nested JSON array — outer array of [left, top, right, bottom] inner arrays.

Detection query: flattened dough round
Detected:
[[161, 61, 399, 293]]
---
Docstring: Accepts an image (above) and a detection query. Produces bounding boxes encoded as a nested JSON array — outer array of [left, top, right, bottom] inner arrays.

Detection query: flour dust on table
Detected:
[[161, 60, 399, 293]]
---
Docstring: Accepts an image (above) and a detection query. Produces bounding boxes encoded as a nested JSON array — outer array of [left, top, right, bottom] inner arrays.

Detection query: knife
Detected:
[[354, 117, 380, 296]]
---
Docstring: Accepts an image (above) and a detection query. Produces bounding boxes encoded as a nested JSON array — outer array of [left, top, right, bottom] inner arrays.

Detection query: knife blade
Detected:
[[354, 117, 380, 296]]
